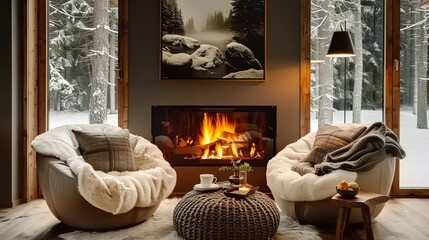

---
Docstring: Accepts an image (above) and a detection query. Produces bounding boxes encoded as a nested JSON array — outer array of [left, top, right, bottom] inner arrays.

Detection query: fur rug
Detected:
[[59, 198, 322, 240]]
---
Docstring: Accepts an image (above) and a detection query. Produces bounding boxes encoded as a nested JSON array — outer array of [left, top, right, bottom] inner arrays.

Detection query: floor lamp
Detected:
[[326, 23, 355, 123]]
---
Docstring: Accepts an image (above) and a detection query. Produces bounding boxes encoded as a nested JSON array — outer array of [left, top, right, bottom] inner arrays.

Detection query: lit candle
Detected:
[[239, 186, 250, 192]]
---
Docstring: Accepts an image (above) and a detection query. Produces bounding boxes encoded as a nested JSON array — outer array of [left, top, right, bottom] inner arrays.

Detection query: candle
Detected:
[[239, 186, 250, 191]]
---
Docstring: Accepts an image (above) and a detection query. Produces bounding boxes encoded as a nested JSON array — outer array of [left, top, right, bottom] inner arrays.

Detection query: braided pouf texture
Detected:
[[173, 190, 280, 240]]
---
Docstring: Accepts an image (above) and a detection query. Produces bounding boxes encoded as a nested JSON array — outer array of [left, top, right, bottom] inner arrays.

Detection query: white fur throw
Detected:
[[31, 124, 177, 215], [266, 132, 357, 202]]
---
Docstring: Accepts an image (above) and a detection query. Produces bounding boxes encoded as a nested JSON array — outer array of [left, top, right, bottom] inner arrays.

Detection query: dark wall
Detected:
[[128, 0, 301, 151], [0, 0, 23, 208], [0, 0, 301, 203], [127, 0, 301, 192]]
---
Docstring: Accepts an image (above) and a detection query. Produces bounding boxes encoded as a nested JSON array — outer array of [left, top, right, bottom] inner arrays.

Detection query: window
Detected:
[[23, 0, 128, 201], [302, 0, 429, 195], [47, 0, 124, 129], [399, 0, 429, 190], [308, 0, 384, 131]]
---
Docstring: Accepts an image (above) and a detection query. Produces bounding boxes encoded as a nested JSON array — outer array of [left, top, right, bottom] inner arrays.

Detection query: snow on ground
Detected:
[[49, 109, 428, 189], [49, 111, 117, 130]]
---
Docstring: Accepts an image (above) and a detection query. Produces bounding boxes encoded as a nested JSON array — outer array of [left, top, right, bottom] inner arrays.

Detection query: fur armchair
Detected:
[[267, 123, 404, 225], [32, 124, 177, 229]]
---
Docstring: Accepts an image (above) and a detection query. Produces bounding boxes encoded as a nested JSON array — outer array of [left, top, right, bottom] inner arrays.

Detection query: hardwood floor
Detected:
[[1, 198, 428, 240]]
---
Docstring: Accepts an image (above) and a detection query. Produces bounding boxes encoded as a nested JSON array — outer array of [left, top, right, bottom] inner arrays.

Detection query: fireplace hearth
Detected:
[[152, 106, 276, 166]]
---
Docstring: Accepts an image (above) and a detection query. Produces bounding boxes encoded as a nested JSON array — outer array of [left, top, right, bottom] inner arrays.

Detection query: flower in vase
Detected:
[[219, 159, 253, 185], [218, 159, 253, 173]]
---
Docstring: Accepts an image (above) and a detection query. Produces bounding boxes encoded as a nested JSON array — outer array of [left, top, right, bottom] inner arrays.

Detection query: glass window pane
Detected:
[[399, 0, 429, 189], [310, 0, 384, 131], [48, 0, 119, 129]]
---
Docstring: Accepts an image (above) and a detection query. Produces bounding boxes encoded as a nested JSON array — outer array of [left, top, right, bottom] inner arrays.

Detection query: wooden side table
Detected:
[[331, 190, 389, 240]]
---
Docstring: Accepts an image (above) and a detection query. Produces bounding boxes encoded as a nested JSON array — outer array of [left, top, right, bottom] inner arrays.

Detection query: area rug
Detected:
[[59, 198, 322, 240]]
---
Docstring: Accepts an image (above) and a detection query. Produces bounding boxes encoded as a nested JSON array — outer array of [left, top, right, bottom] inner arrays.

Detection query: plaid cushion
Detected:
[[73, 128, 136, 172]]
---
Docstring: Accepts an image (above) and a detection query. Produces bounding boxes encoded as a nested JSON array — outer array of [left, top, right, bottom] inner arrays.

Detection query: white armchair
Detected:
[[266, 123, 402, 225]]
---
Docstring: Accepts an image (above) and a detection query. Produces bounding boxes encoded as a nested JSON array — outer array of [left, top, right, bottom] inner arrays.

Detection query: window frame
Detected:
[[23, 0, 129, 201], [300, 0, 428, 196]]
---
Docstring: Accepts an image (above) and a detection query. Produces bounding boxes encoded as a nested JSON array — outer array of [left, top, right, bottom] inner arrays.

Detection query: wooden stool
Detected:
[[331, 190, 389, 240]]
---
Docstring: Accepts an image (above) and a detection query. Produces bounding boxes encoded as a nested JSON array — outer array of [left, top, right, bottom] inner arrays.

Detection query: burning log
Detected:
[[217, 131, 252, 143], [174, 146, 202, 156]]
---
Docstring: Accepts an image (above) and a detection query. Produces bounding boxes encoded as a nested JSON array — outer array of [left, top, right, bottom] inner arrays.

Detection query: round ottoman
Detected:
[[173, 190, 280, 240]]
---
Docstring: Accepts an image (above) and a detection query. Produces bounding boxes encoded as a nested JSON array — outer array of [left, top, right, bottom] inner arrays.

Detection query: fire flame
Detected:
[[198, 113, 240, 159], [231, 142, 239, 157], [198, 113, 236, 145], [250, 143, 256, 158], [196, 113, 263, 160]]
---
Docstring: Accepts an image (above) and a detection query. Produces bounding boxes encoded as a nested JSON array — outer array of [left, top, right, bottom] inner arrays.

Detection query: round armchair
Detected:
[[32, 124, 177, 229], [266, 123, 402, 225]]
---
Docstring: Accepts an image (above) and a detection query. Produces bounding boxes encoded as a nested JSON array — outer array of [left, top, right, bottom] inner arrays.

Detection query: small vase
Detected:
[[228, 169, 242, 185], [239, 171, 248, 187]]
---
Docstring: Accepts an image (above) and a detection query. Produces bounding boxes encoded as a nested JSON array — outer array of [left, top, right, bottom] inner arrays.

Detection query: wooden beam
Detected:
[[118, 0, 129, 129], [23, 0, 39, 202], [300, 0, 311, 137]]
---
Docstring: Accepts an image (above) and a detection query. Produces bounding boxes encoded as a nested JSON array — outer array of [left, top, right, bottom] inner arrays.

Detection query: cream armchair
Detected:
[[32, 124, 177, 229], [267, 123, 403, 225]]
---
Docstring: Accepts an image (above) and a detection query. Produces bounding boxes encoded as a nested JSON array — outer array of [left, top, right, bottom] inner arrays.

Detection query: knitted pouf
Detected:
[[173, 190, 280, 240]]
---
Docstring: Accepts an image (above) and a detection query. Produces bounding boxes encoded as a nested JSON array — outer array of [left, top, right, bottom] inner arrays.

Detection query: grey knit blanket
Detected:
[[314, 122, 406, 176]]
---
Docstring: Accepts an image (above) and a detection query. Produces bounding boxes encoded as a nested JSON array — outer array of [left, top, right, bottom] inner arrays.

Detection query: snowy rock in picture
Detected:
[[223, 69, 264, 79], [225, 42, 263, 71], [165, 53, 193, 69], [162, 34, 200, 49], [191, 44, 226, 70], [162, 50, 173, 64]]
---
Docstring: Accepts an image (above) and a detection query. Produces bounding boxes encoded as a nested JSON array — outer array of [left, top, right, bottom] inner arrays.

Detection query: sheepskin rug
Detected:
[[59, 198, 322, 240]]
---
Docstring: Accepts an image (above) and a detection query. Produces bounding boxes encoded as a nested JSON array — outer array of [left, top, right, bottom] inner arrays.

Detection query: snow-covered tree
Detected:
[[89, 0, 109, 124], [400, 0, 428, 129], [161, 0, 184, 35], [48, 0, 119, 124], [230, 0, 265, 65], [185, 17, 196, 34]]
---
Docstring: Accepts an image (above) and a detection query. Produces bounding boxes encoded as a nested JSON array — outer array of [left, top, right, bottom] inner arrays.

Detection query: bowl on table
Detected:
[[336, 187, 360, 198]]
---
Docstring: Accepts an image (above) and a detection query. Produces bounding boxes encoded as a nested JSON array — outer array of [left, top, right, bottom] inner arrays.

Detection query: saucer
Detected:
[[193, 183, 221, 192]]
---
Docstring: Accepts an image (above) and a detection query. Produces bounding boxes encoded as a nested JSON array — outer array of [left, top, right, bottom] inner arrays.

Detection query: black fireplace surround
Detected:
[[151, 106, 276, 166]]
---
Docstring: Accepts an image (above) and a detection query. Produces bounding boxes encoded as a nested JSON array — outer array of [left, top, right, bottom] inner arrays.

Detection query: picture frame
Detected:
[[160, 0, 266, 80]]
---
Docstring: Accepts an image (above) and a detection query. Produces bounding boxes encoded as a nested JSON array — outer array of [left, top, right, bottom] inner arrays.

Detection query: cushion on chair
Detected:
[[267, 123, 397, 225], [72, 128, 136, 172], [301, 124, 366, 164], [32, 124, 177, 228]]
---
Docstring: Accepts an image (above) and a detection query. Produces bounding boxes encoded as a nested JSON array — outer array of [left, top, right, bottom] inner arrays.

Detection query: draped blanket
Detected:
[[314, 122, 406, 175], [31, 124, 177, 215], [266, 132, 358, 202]]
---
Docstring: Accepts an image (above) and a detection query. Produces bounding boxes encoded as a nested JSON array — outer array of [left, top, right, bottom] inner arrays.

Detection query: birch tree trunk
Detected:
[[352, 0, 363, 123], [401, 0, 413, 106], [412, 3, 419, 115], [317, 0, 334, 127], [90, 0, 109, 124], [417, 7, 428, 129], [109, 34, 116, 113]]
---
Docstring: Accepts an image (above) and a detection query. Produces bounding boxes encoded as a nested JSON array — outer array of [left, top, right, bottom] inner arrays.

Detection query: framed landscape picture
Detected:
[[160, 0, 266, 80]]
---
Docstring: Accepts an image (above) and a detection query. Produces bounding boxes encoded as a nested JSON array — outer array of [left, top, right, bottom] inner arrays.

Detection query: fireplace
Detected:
[[152, 106, 276, 166]]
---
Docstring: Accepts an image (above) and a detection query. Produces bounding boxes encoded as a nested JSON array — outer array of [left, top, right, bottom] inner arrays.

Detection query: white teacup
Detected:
[[200, 174, 217, 188]]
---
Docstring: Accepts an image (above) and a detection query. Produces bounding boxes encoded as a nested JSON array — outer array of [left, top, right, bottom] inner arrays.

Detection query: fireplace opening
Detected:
[[152, 106, 276, 166]]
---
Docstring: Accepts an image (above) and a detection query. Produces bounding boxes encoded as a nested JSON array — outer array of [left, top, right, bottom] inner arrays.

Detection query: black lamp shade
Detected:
[[326, 31, 355, 57]]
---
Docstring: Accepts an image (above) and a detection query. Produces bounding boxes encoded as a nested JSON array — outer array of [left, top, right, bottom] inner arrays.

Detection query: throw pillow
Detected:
[[72, 128, 136, 172], [301, 124, 366, 165]]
